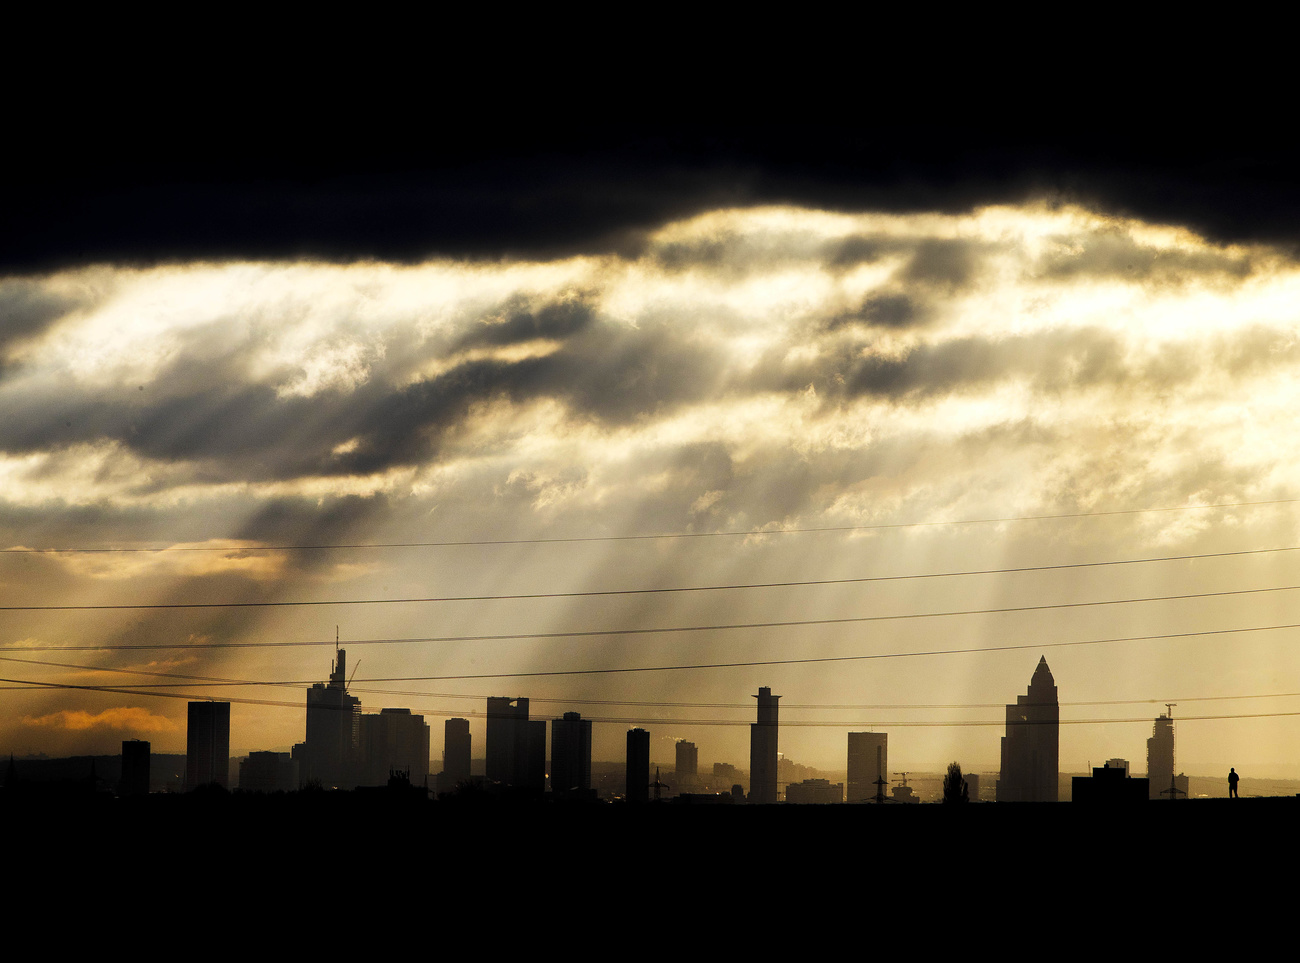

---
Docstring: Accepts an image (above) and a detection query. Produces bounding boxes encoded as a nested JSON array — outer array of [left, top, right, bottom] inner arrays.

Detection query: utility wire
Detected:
[[4, 676, 1299, 728], [7, 544, 1300, 612], [4, 649, 1299, 711], [6, 582, 1300, 649], [5, 619, 1300, 684]]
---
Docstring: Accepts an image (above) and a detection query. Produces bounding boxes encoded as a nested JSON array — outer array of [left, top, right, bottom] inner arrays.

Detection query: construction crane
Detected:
[[891, 772, 918, 803]]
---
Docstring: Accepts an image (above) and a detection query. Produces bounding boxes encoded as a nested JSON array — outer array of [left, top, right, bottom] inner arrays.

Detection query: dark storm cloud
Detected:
[[826, 324, 1300, 403], [0, 375, 346, 481], [455, 295, 596, 348], [826, 234, 890, 269], [825, 231, 1006, 331], [0, 290, 726, 483], [841, 330, 1119, 399], [758, 327, 1141, 402], [1034, 230, 1258, 283], [9, 73, 1299, 273], [650, 227, 827, 277], [330, 318, 726, 475], [0, 369, 459, 482], [825, 293, 926, 331], [0, 280, 84, 355]]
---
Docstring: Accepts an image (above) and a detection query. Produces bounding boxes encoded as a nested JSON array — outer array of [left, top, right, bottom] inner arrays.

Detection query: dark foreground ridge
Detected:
[[7, 788, 1290, 855], [7, 791, 1281, 936]]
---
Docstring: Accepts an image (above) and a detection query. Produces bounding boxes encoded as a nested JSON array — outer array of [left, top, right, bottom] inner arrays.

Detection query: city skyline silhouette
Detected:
[[7, 97, 1300, 784], [7, 42, 1296, 954]]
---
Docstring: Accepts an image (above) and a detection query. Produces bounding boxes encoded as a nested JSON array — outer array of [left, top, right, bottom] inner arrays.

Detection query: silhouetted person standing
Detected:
[[1228, 767, 1239, 798]]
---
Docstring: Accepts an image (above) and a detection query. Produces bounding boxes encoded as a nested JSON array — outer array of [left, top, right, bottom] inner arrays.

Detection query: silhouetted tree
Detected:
[[942, 762, 969, 804]]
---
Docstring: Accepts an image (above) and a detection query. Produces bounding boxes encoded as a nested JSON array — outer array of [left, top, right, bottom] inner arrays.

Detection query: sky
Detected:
[[7, 64, 1300, 779]]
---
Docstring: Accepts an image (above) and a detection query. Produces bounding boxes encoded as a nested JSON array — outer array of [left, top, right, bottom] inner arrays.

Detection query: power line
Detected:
[[6, 582, 1300, 650], [4, 496, 1298, 555], [6, 619, 1300, 685], [4, 675, 1299, 729], [7, 544, 1300, 612], [307, 620, 1300, 681], [4, 649, 1299, 711]]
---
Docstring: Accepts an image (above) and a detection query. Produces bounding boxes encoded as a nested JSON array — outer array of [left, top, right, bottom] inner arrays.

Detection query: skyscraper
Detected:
[[997, 656, 1059, 802], [486, 697, 546, 793], [360, 707, 431, 788], [847, 732, 887, 803], [186, 701, 230, 790], [443, 717, 472, 789], [1147, 711, 1175, 800], [626, 728, 650, 804], [305, 648, 361, 788], [676, 738, 696, 779], [550, 711, 592, 797], [121, 739, 150, 797], [749, 686, 780, 804]]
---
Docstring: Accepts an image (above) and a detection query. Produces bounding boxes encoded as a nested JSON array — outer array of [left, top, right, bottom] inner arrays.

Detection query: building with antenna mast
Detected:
[[304, 643, 361, 789], [1147, 705, 1188, 799]]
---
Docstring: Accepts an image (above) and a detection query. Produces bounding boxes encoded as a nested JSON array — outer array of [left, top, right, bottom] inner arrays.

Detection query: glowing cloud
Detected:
[[22, 707, 178, 733]]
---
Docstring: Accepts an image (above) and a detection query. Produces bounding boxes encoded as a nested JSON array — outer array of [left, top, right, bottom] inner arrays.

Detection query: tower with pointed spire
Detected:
[[997, 656, 1059, 802]]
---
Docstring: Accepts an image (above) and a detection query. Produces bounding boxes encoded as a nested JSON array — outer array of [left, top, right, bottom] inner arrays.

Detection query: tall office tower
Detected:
[[486, 697, 546, 793], [675, 740, 698, 777], [443, 718, 472, 788], [847, 732, 888, 803], [305, 648, 361, 789], [1147, 712, 1175, 799], [186, 701, 230, 790], [550, 711, 593, 796], [360, 708, 431, 787], [749, 686, 780, 804], [626, 728, 650, 803], [997, 656, 1060, 802], [121, 739, 150, 797]]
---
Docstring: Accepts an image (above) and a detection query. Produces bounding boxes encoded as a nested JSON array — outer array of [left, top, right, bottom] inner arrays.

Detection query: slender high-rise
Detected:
[[749, 686, 780, 804], [443, 718, 471, 788], [676, 738, 696, 779], [1147, 711, 1175, 800], [186, 701, 230, 790], [551, 711, 592, 797], [626, 728, 650, 804], [121, 739, 151, 797], [997, 656, 1059, 802]]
